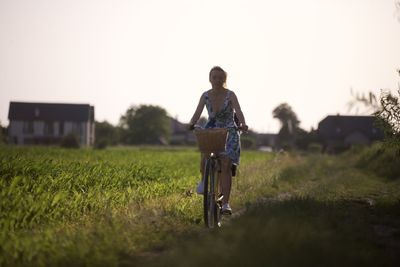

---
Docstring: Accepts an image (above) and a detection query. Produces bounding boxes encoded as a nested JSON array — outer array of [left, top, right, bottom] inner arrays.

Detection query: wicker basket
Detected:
[[194, 128, 228, 153]]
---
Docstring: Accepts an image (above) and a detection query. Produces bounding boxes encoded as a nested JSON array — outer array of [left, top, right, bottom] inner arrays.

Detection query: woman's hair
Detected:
[[209, 66, 227, 85]]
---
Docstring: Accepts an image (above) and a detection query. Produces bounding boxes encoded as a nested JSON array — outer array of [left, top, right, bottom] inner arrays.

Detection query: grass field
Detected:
[[0, 145, 273, 266], [1, 144, 399, 266], [148, 146, 400, 267]]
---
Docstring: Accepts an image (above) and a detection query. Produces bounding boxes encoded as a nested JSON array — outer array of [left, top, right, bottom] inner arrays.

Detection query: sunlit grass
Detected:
[[0, 145, 272, 266], [1, 144, 399, 266]]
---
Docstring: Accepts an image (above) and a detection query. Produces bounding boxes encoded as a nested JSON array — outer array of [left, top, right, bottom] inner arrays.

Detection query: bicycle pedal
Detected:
[[217, 194, 224, 202], [221, 209, 232, 216]]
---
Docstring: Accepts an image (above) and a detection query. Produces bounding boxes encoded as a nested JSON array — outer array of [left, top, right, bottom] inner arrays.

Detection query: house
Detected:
[[8, 102, 95, 146], [317, 115, 384, 152], [254, 133, 278, 150], [169, 117, 195, 145]]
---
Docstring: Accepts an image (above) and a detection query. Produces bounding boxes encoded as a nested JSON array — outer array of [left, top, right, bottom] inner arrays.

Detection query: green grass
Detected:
[[151, 198, 399, 267], [1, 144, 400, 266], [146, 146, 400, 267], [0, 145, 273, 266]]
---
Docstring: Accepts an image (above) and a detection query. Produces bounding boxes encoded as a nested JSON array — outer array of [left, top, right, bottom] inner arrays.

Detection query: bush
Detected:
[[60, 133, 80, 149], [356, 142, 400, 180], [307, 143, 323, 153], [241, 135, 256, 149], [0, 122, 7, 144], [325, 143, 351, 154], [94, 139, 108, 150]]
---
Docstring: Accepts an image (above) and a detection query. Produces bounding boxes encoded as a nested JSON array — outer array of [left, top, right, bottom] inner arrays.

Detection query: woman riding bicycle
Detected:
[[188, 66, 248, 215]]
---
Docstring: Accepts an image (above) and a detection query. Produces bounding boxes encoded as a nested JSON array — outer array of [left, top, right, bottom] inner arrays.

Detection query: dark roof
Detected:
[[170, 117, 187, 134], [318, 115, 383, 140], [8, 102, 95, 122]]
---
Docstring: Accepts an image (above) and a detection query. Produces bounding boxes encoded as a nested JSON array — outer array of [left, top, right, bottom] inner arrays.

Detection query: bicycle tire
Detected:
[[203, 158, 211, 227], [203, 157, 222, 228], [212, 160, 223, 227], [209, 159, 217, 228]]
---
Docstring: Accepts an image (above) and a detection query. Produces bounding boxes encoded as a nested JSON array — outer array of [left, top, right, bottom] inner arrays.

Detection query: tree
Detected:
[[272, 103, 300, 130], [272, 103, 301, 149], [119, 104, 171, 145], [94, 120, 119, 149], [0, 121, 7, 144], [376, 89, 400, 143], [349, 70, 400, 148]]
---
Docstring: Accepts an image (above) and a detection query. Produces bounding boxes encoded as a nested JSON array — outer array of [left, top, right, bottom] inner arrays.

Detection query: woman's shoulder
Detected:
[[202, 89, 212, 98], [226, 89, 237, 98], [203, 88, 236, 97]]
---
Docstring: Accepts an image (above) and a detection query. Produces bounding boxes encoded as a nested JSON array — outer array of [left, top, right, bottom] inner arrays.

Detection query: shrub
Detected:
[[326, 143, 351, 154], [60, 133, 80, 149], [307, 143, 323, 153], [241, 135, 256, 149], [94, 139, 108, 149], [356, 142, 400, 180], [0, 122, 7, 144]]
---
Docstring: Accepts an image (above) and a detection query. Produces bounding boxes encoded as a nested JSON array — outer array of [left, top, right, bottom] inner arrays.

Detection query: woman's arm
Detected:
[[230, 91, 248, 129], [189, 93, 205, 126]]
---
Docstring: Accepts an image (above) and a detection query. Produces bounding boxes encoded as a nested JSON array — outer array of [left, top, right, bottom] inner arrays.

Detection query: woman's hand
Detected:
[[187, 123, 195, 131], [240, 124, 249, 132]]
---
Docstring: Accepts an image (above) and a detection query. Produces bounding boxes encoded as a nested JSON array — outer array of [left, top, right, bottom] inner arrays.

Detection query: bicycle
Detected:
[[193, 126, 228, 228]]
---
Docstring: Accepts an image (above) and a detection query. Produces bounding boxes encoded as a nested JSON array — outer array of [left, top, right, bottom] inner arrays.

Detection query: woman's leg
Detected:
[[196, 153, 207, 194], [220, 157, 232, 204]]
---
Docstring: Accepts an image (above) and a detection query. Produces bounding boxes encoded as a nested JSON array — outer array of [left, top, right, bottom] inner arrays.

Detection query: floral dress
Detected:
[[203, 90, 241, 165]]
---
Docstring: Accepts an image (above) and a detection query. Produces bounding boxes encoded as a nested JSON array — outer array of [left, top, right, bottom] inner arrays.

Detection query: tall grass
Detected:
[[0, 146, 273, 266], [3, 144, 399, 266], [352, 142, 400, 180]]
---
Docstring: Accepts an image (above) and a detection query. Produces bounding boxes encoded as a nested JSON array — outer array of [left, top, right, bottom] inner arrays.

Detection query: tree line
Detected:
[[94, 105, 171, 148], [1, 78, 398, 151], [92, 101, 321, 150]]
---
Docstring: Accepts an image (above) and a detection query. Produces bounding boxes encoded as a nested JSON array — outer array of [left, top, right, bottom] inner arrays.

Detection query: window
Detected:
[[23, 121, 34, 134], [72, 122, 83, 135], [44, 121, 54, 135]]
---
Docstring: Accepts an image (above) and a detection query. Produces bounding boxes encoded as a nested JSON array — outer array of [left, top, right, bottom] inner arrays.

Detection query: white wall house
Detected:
[[8, 102, 95, 146]]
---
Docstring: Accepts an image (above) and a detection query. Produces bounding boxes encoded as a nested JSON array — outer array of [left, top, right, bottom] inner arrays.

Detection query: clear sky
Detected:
[[1, 0, 400, 133]]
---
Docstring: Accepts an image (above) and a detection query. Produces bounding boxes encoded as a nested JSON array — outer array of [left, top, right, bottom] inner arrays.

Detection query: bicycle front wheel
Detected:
[[203, 158, 221, 228]]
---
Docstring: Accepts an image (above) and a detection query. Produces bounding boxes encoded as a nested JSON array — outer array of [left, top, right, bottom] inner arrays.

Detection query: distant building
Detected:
[[317, 115, 384, 152], [169, 117, 195, 145], [255, 133, 278, 150], [8, 102, 95, 146]]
